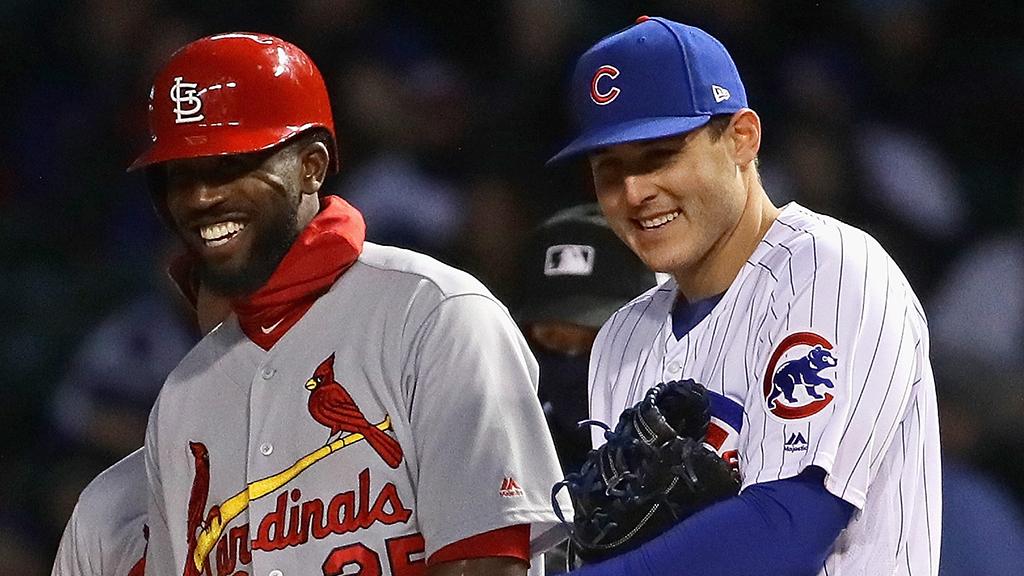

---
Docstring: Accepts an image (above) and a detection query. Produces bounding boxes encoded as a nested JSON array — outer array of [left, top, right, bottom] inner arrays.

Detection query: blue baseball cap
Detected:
[[548, 16, 747, 164]]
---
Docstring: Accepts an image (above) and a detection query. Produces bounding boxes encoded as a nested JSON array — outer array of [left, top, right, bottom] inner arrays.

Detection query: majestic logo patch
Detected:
[[763, 332, 838, 420], [544, 244, 595, 276], [499, 476, 524, 498], [170, 76, 204, 124], [784, 432, 809, 452], [590, 65, 621, 105]]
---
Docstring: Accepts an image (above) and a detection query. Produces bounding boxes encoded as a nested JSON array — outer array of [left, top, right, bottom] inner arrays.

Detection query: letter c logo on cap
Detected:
[[590, 65, 621, 106]]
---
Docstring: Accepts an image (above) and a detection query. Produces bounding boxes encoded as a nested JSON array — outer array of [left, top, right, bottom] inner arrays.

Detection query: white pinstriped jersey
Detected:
[[589, 203, 941, 575]]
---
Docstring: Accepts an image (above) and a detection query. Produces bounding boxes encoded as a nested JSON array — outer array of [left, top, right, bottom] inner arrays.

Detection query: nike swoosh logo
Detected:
[[260, 318, 285, 334]]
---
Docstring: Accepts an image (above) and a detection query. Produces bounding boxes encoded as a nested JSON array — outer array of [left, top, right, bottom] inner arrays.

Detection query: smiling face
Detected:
[[588, 114, 754, 290], [161, 136, 327, 297]]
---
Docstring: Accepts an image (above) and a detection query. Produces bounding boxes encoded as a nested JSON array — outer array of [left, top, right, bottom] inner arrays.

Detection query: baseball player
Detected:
[[131, 33, 569, 576], [547, 17, 941, 575], [51, 280, 231, 576], [517, 204, 657, 574], [517, 204, 658, 474]]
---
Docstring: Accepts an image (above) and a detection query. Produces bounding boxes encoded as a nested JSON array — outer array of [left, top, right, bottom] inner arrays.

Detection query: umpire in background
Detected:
[[517, 204, 658, 473]]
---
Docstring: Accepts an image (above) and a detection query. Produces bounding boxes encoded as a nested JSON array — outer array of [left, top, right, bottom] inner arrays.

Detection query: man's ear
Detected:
[[300, 140, 330, 195], [728, 108, 761, 168]]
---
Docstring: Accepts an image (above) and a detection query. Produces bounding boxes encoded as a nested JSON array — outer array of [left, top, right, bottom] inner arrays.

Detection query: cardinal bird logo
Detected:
[[305, 353, 403, 468]]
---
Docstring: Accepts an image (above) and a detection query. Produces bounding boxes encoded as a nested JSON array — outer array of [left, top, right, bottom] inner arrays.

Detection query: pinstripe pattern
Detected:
[[588, 203, 941, 575]]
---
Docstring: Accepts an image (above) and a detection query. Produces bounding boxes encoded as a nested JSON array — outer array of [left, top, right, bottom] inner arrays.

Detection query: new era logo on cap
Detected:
[[544, 245, 595, 276], [712, 84, 731, 103]]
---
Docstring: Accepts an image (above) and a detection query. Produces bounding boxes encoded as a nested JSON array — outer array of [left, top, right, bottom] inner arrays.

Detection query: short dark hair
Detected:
[[704, 113, 761, 172], [705, 114, 733, 142], [286, 127, 338, 178], [289, 127, 334, 155]]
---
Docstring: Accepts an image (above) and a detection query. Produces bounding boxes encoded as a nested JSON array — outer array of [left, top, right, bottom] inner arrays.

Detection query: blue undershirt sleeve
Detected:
[[570, 466, 855, 576]]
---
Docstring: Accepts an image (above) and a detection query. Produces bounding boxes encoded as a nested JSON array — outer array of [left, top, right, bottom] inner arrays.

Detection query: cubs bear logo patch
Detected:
[[763, 332, 838, 420]]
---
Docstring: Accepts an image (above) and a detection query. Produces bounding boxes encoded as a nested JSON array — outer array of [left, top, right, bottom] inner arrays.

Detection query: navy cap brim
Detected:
[[547, 114, 712, 165]]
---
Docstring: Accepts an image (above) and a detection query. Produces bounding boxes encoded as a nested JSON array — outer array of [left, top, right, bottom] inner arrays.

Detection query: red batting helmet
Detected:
[[129, 32, 338, 172]]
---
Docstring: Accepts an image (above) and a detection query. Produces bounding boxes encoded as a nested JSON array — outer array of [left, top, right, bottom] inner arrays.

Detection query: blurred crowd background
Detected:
[[1, 0, 1021, 573]]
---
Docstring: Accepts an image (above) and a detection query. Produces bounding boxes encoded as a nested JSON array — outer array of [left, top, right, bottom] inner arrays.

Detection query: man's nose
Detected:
[[177, 179, 227, 212], [622, 174, 656, 206]]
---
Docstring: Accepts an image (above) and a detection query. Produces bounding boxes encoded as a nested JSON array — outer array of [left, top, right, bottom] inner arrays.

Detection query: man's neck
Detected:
[[674, 184, 779, 301]]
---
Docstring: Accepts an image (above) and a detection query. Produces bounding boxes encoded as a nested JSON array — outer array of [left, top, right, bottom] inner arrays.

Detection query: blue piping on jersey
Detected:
[[706, 390, 744, 432], [670, 292, 725, 340]]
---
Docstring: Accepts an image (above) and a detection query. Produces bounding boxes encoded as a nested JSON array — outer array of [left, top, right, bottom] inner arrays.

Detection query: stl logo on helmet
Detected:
[[590, 65, 621, 105], [763, 332, 839, 420], [171, 76, 205, 124]]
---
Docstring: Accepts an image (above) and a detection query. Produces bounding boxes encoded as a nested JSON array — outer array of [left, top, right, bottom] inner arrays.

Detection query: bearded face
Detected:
[[162, 146, 307, 297]]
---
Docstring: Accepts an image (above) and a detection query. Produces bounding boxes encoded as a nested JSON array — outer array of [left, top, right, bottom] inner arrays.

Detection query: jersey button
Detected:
[[261, 367, 276, 380], [269, 570, 283, 576], [667, 361, 682, 374], [259, 442, 273, 456]]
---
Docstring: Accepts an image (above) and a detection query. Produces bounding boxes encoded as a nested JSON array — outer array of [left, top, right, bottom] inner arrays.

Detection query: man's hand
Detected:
[[554, 379, 740, 563]]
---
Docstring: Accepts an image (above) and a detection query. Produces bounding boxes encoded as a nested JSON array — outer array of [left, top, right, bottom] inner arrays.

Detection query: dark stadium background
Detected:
[[0, 1, 1021, 572]]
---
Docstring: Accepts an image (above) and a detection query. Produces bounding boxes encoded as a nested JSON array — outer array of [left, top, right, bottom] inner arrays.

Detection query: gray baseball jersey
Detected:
[[589, 203, 942, 575], [52, 449, 148, 576], [145, 242, 570, 576]]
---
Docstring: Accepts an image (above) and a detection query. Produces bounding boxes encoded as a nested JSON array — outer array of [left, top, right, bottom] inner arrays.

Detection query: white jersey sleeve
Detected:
[[408, 293, 569, 558], [52, 450, 148, 576], [742, 214, 934, 506]]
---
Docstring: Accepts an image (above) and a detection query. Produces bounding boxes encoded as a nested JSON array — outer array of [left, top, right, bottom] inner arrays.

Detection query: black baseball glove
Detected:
[[552, 379, 740, 564]]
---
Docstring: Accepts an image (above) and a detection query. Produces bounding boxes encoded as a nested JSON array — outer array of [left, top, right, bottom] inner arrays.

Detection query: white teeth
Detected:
[[639, 211, 680, 230], [199, 221, 246, 245]]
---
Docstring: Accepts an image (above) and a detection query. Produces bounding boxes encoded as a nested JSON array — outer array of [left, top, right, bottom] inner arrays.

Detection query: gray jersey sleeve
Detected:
[[144, 400, 178, 575], [52, 506, 96, 576], [405, 293, 569, 559], [51, 450, 148, 576]]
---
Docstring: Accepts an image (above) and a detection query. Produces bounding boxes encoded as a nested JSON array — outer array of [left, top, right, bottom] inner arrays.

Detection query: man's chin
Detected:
[[191, 206, 301, 298], [199, 263, 274, 297]]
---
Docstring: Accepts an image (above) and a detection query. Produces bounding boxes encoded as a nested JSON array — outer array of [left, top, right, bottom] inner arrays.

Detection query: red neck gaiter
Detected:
[[233, 195, 365, 350]]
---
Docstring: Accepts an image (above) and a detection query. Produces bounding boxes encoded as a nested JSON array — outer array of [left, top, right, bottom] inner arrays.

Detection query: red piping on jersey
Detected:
[[233, 195, 366, 350], [427, 524, 530, 566], [705, 421, 728, 450]]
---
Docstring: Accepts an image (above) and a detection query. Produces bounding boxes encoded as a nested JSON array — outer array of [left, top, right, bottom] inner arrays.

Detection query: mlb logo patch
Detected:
[[544, 244, 595, 276]]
